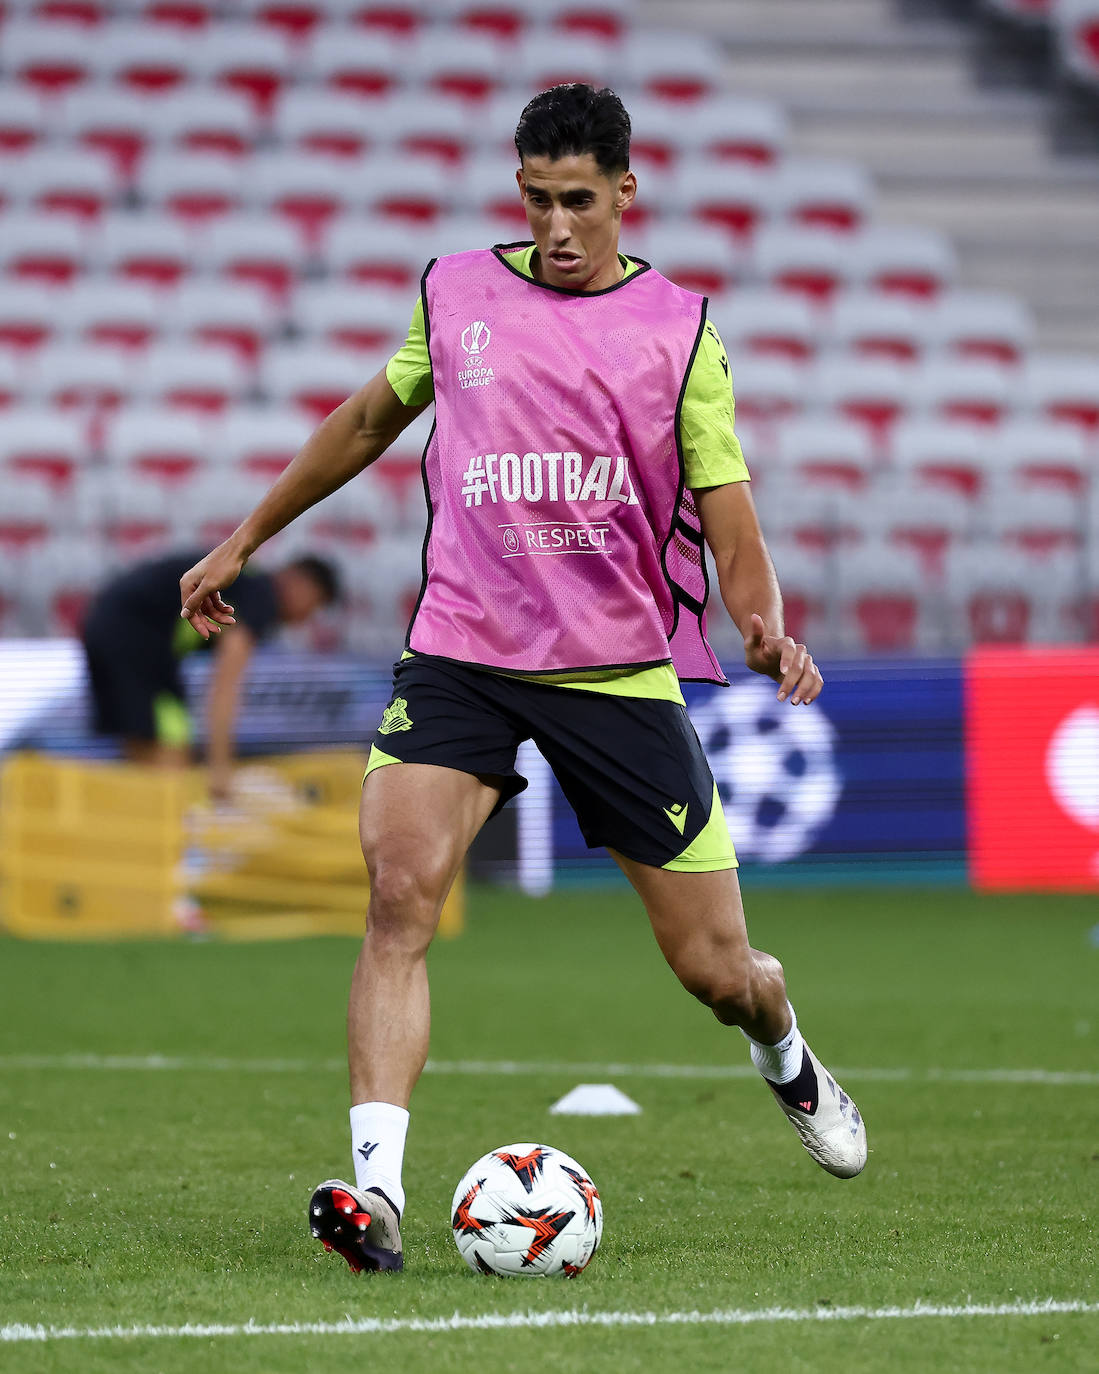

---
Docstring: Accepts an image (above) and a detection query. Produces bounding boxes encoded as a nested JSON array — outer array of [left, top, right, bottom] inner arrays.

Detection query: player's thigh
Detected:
[[360, 761, 500, 911], [612, 851, 752, 984]]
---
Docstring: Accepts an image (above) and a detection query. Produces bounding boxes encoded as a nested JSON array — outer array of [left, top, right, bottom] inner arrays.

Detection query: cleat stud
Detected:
[[312, 1206, 322, 1216], [341, 1204, 353, 1214], [311, 1228, 321, 1237]]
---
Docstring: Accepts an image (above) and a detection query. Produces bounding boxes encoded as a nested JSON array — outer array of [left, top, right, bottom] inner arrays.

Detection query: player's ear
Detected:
[[614, 170, 637, 214], [515, 166, 526, 198]]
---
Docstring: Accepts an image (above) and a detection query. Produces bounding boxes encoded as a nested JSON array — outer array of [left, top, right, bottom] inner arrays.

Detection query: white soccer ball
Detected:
[[451, 1143, 603, 1278]]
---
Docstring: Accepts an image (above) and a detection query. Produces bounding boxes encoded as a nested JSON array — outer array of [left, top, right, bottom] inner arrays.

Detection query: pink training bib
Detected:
[[406, 245, 727, 684]]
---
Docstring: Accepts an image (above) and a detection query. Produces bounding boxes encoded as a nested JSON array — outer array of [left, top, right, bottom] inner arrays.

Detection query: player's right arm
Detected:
[[180, 370, 427, 638]]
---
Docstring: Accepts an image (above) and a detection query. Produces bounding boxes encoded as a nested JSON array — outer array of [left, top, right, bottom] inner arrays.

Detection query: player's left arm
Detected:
[[696, 482, 822, 705], [204, 623, 255, 800]]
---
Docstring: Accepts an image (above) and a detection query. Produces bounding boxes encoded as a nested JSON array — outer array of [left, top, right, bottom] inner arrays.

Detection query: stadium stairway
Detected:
[[651, 0, 1099, 353]]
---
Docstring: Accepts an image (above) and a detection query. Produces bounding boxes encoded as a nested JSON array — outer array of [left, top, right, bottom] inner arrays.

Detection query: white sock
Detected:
[[349, 1101, 409, 1216], [742, 1003, 805, 1085]]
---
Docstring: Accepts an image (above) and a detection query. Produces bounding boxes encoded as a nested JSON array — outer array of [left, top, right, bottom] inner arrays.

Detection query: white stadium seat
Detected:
[[996, 417, 1090, 493], [135, 340, 253, 413], [927, 291, 1034, 367], [168, 278, 282, 357], [772, 158, 874, 234], [197, 213, 307, 295], [6, 148, 119, 219], [0, 213, 90, 285], [272, 90, 376, 157], [634, 222, 741, 295], [322, 216, 435, 288], [293, 283, 413, 352], [913, 357, 1014, 427], [853, 223, 957, 299], [259, 342, 382, 418], [2, 21, 98, 97], [777, 414, 877, 489], [828, 290, 933, 363], [141, 150, 246, 224], [138, 87, 259, 157], [890, 418, 992, 497], [672, 159, 777, 240], [752, 224, 858, 301], [621, 29, 722, 101], [32, 344, 136, 409], [95, 211, 196, 288], [711, 288, 818, 362], [64, 280, 164, 350], [306, 29, 414, 98], [514, 32, 615, 92], [0, 407, 90, 482], [0, 86, 51, 153], [0, 283, 66, 352], [217, 405, 314, 474], [1020, 353, 1099, 434]]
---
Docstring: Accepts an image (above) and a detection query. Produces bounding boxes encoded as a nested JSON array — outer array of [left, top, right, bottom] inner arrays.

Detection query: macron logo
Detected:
[[357, 1141, 379, 1163]]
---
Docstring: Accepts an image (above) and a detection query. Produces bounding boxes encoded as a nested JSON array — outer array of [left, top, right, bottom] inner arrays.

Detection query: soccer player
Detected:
[[180, 84, 867, 1274], [84, 548, 339, 799]]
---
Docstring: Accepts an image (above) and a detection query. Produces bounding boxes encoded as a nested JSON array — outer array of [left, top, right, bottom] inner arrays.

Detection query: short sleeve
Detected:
[[384, 295, 435, 408], [679, 318, 751, 491], [228, 569, 280, 642]]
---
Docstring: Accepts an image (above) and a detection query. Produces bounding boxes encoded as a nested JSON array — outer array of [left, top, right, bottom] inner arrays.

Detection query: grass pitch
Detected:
[[0, 884, 1096, 1372]]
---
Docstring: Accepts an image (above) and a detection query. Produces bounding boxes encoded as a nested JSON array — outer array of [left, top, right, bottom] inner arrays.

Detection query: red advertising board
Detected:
[[967, 646, 1099, 891]]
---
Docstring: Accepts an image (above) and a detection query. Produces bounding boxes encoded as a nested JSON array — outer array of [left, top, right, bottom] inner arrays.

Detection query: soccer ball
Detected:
[[451, 1143, 602, 1278]]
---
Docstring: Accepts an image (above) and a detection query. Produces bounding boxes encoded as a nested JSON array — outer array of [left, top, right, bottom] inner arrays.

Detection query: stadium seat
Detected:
[[103, 404, 213, 479], [0, 87, 50, 153], [55, 87, 158, 182], [1020, 353, 1099, 433], [550, 0, 632, 41], [217, 404, 313, 474], [1056, 0, 1099, 90], [135, 340, 252, 413], [244, 151, 357, 241], [946, 542, 1068, 644], [197, 213, 307, 298], [80, 466, 179, 548], [436, 0, 546, 41], [854, 224, 957, 299], [621, 30, 721, 101], [810, 355, 913, 450], [914, 357, 1013, 427], [10, 532, 108, 635], [0, 349, 27, 408], [772, 158, 873, 234], [343, 532, 423, 647], [2, 21, 97, 96], [871, 473, 972, 570], [305, 28, 411, 98], [32, 342, 135, 410], [0, 475, 65, 550], [762, 538, 832, 644], [672, 161, 774, 243], [182, 466, 276, 545], [65, 280, 163, 350], [776, 414, 876, 490], [259, 342, 382, 419], [711, 288, 817, 362], [307, 468, 400, 546], [235, 0, 331, 42], [753, 225, 857, 302], [0, 407, 89, 486], [890, 418, 990, 498], [294, 283, 412, 352], [371, 92, 479, 164], [828, 291, 932, 363], [138, 87, 258, 157], [272, 90, 376, 157], [410, 29, 508, 102], [96, 211, 194, 287], [836, 539, 933, 653], [322, 215, 434, 288], [7, 147, 118, 220], [189, 23, 295, 116], [0, 213, 89, 285], [996, 417, 1090, 494], [141, 150, 245, 224], [515, 32, 615, 91], [118, 0, 215, 30], [753, 481, 861, 552], [97, 22, 203, 95], [636, 222, 740, 294], [725, 355, 804, 427], [0, 284, 65, 353], [360, 154, 453, 224], [336, 0, 432, 37], [168, 278, 281, 361], [680, 94, 788, 167], [927, 290, 1033, 367], [464, 154, 530, 230], [429, 215, 510, 255], [986, 481, 1084, 554]]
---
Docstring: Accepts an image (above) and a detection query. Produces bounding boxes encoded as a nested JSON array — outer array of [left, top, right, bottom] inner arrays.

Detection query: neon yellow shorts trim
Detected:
[[152, 691, 192, 749], [662, 782, 738, 872]]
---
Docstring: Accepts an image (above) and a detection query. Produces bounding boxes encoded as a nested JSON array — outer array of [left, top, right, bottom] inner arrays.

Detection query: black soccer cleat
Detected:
[[308, 1179, 404, 1273]]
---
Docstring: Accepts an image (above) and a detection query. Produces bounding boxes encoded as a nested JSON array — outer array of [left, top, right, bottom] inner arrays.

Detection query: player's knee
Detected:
[[365, 862, 446, 947], [673, 942, 753, 1014]]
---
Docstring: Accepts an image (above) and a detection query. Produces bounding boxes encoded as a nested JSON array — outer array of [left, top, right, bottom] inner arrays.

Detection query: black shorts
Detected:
[[366, 655, 737, 872], [82, 614, 191, 745]]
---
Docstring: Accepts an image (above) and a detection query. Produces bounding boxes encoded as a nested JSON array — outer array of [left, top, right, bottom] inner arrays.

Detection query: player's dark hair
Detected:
[[287, 555, 341, 605], [514, 84, 631, 177]]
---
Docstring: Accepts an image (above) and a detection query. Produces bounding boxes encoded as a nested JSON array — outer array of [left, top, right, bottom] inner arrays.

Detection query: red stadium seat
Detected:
[[0, 350, 27, 408], [294, 283, 412, 352], [551, 0, 631, 41], [987, 481, 1084, 555], [1057, 0, 1099, 88], [273, 90, 375, 158], [515, 32, 614, 92], [622, 30, 721, 102], [66, 280, 163, 350], [1021, 353, 1099, 434], [140, 87, 258, 158], [96, 211, 195, 288], [753, 225, 857, 303], [217, 404, 313, 475], [837, 539, 930, 653], [8, 148, 118, 220], [141, 150, 244, 225], [306, 30, 414, 98], [828, 290, 931, 364], [914, 358, 1013, 428], [854, 224, 956, 300], [98, 22, 203, 95], [711, 288, 817, 362], [0, 284, 64, 353], [773, 158, 873, 234], [637, 223, 741, 295], [928, 291, 1033, 367], [322, 216, 433, 289], [685, 95, 788, 167], [244, 151, 356, 242], [3, 21, 97, 97], [0, 88, 49, 154], [811, 355, 914, 451], [169, 279, 281, 362], [129, 0, 215, 29], [136, 340, 252, 414], [777, 415, 876, 490], [190, 24, 295, 117], [674, 160, 777, 241], [0, 214, 89, 285], [259, 342, 383, 420], [410, 30, 507, 102], [0, 407, 89, 487], [104, 404, 213, 479], [996, 417, 1090, 494], [890, 419, 990, 498], [56, 88, 157, 183], [440, 0, 546, 41], [198, 213, 306, 298], [31, 342, 135, 410], [341, 0, 431, 36]]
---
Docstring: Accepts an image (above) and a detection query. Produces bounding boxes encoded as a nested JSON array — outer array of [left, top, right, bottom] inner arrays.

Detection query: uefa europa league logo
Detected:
[[461, 320, 491, 356]]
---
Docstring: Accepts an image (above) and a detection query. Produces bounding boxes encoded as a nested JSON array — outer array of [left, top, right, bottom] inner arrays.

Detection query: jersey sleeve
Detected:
[[384, 295, 435, 408], [679, 318, 751, 491]]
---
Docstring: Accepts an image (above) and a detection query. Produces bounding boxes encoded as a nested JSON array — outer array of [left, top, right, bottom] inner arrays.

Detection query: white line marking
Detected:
[[0, 1054, 1096, 1085], [2, 1299, 1096, 1344]]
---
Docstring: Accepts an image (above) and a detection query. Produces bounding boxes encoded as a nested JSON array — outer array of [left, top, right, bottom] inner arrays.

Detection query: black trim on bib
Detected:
[[491, 240, 653, 298], [404, 256, 439, 649]]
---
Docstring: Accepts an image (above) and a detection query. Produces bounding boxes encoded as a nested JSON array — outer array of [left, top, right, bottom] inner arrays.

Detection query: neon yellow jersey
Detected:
[[388, 245, 748, 703]]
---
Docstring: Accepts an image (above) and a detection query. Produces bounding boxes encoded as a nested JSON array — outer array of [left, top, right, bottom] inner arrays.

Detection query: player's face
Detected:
[[517, 153, 637, 293], [276, 569, 327, 625]]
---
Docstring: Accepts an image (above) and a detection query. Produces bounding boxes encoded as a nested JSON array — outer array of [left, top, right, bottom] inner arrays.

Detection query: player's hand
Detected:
[[743, 612, 823, 705], [179, 542, 244, 641]]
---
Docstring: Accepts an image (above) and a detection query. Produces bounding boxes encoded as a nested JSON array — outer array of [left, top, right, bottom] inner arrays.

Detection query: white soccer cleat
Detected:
[[766, 1043, 867, 1178]]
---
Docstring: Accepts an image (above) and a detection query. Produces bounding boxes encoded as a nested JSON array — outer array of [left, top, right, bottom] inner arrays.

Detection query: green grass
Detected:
[[1, 884, 1097, 1373]]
